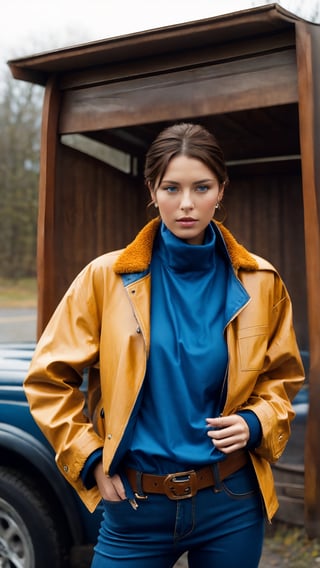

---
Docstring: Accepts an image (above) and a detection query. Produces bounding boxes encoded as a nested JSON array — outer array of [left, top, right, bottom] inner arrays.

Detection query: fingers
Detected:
[[110, 474, 127, 500], [101, 474, 126, 501], [206, 415, 249, 453], [93, 462, 126, 501]]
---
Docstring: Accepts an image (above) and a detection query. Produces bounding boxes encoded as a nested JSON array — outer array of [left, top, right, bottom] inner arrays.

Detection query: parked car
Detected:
[[0, 344, 308, 567], [0, 343, 102, 568]]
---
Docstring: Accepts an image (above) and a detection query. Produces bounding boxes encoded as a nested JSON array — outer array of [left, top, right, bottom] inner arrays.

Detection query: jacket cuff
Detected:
[[237, 410, 262, 449], [80, 448, 103, 489]]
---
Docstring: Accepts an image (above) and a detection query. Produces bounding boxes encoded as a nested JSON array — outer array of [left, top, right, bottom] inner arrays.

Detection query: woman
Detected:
[[24, 123, 304, 567]]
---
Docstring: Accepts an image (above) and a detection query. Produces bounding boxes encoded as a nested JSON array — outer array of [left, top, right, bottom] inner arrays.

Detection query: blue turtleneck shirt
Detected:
[[125, 222, 259, 474]]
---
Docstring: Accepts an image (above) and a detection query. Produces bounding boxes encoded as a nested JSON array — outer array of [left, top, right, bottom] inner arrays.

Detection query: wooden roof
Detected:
[[8, 4, 303, 86]]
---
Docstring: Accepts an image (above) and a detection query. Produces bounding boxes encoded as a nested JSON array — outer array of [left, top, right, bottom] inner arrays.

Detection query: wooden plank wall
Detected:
[[51, 144, 148, 311], [223, 171, 307, 350]]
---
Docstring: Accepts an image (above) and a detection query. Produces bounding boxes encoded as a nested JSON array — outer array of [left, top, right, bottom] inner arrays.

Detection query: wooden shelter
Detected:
[[8, 3, 320, 535]]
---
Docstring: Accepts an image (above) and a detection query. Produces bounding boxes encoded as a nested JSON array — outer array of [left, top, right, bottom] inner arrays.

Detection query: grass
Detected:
[[0, 278, 37, 308]]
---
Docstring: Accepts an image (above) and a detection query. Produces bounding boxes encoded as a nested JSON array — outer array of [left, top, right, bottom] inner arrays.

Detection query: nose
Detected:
[[180, 189, 194, 210]]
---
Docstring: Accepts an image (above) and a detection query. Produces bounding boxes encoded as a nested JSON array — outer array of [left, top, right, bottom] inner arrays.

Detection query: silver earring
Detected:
[[154, 202, 158, 208], [215, 202, 220, 210]]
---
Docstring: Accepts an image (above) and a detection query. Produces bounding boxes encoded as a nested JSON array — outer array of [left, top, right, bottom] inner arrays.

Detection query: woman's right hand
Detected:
[[94, 462, 126, 501]]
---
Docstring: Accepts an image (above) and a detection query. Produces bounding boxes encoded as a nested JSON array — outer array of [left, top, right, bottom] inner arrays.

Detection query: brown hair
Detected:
[[144, 122, 229, 190]]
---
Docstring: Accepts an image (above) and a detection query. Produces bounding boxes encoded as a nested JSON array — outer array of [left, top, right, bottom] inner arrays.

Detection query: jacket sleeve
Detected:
[[235, 271, 305, 464], [24, 261, 105, 491]]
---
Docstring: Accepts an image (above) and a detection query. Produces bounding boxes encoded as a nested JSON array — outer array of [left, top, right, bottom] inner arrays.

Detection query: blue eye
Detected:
[[164, 186, 178, 193], [196, 185, 209, 192]]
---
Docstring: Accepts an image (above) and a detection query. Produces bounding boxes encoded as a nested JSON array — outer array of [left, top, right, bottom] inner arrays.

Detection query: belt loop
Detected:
[[134, 471, 148, 500], [212, 462, 223, 493]]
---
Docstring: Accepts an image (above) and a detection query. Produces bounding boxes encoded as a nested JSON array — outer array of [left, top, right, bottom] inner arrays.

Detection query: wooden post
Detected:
[[296, 21, 320, 538], [36, 76, 60, 337]]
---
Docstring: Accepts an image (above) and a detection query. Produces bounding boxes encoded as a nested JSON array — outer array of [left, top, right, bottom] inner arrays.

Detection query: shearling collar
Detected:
[[113, 217, 258, 274]]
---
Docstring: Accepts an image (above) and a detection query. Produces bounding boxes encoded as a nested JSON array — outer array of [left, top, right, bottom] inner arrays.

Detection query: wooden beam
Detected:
[[8, 4, 295, 87], [58, 31, 295, 91], [59, 50, 298, 134], [36, 77, 61, 337], [296, 21, 320, 538]]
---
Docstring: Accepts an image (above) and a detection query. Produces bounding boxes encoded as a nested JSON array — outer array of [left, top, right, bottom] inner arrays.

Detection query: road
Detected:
[[0, 308, 37, 342]]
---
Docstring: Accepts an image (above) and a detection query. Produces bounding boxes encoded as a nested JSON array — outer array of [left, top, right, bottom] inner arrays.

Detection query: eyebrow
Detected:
[[161, 178, 215, 184]]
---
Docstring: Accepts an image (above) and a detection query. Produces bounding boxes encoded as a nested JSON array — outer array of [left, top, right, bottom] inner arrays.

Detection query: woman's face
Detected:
[[150, 155, 224, 245]]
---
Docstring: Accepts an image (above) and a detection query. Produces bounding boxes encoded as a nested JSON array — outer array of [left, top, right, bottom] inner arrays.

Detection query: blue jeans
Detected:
[[91, 463, 265, 567]]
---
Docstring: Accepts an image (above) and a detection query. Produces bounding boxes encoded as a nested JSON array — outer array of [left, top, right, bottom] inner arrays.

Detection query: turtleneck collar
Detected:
[[155, 222, 216, 272]]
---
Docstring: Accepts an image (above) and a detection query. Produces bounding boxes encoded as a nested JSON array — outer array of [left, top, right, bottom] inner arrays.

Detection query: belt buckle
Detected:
[[163, 470, 197, 500]]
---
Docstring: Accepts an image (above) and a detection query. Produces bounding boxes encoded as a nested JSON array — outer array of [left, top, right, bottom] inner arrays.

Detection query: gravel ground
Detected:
[[259, 522, 320, 567], [173, 522, 320, 567]]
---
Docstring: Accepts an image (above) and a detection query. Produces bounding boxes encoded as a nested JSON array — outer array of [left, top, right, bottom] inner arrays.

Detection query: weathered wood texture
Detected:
[[36, 77, 60, 336], [224, 171, 307, 348], [296, 21, 320, 539], [59, 50, 298, 133], [53, 144, 147, 308]]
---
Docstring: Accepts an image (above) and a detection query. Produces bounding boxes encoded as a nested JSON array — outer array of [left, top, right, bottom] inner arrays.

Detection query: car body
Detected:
[[0, 344, 308, 567], [0, 343, 103, 568]]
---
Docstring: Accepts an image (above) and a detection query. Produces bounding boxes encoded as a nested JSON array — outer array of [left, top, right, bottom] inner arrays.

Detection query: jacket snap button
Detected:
[[100, 408, 104, 418], [136, 326, 141, 334], [107, 434, 112, 440], [63, 464, 69, 472]]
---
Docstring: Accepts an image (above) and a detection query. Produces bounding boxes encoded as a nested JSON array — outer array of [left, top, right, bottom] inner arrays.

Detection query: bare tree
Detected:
[[0, 70, 43, 278]]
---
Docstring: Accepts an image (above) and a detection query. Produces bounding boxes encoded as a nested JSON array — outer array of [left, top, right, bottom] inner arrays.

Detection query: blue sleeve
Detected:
[[80, 448, 103, 489], [237, 410, 262, 450]]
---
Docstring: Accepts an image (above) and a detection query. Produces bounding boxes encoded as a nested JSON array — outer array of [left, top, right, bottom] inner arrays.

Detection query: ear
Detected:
[[218, 183, 225, 202]]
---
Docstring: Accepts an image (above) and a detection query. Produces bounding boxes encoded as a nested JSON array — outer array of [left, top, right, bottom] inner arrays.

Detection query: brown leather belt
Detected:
[[126, 449, 248, 501]]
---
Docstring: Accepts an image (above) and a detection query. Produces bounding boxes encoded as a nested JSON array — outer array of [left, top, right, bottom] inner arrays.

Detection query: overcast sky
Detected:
[[2, 0, 254, 58], [1, 0, 319, 86]]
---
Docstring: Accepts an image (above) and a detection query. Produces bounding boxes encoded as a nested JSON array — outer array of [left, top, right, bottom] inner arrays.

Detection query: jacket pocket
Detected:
[[238, 325, 268, 371]]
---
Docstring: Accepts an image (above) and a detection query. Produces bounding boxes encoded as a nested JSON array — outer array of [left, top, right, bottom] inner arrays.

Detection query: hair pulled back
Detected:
[[144, 123, 229, 190]]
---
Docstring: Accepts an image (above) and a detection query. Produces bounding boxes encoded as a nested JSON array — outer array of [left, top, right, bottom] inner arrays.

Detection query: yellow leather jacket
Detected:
[[24, 218, 304, 519]]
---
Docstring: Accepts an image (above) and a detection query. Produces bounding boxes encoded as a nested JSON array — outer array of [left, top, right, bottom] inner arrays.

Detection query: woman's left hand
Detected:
[[206, 415, 250, 454]]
